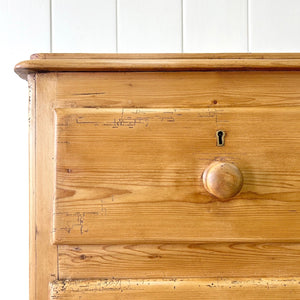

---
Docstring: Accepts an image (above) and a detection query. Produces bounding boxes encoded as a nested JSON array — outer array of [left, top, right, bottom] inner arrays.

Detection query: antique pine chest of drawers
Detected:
[[15, 54, 300, 299]]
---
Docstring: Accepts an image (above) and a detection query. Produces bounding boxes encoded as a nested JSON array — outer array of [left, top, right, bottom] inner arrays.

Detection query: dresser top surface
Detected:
[[15, 53, 300, 80]]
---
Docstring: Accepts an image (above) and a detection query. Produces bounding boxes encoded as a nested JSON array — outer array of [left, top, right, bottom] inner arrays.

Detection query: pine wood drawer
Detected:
[[15, 54, 300, 300], [54, 106, 300, 244]]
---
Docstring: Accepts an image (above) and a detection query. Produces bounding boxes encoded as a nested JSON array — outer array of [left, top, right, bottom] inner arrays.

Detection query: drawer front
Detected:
[[53, 106, 300, 244], [58, 243, 300, 279]]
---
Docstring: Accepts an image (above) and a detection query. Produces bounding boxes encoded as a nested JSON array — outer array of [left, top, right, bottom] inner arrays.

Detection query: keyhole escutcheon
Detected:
[[216, 130, 225, 146]]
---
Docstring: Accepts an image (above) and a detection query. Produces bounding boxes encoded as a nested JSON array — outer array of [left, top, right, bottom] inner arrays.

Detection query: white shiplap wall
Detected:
[[51, 0, 300, 53], [183, 0, 248, 52], [2, 0, 300, 299]]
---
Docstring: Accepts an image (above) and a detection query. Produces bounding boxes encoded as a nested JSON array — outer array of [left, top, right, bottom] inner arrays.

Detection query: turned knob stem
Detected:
[[203, 161, 243, 200]]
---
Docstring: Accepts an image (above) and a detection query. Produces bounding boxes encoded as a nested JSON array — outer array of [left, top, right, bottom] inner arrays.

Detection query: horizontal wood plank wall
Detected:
[[58, 243, 300, 279], [50, 278, 300, 300]]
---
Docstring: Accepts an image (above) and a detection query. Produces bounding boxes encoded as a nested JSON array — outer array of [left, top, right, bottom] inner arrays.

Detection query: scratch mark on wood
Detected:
[[72, 92, 106, 96], [74, 109, 179, 128], [100, 200, 107, 216], [54, 212, 96, 235]]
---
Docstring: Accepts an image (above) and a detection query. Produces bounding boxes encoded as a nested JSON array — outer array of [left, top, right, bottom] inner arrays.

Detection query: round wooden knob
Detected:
[[203, 161, 243, 200]]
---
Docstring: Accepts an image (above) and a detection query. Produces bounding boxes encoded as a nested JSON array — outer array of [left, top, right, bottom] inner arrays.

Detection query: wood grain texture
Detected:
[[50, 278, 300, 299], [28, 74, 36, 300], [58, 243, 300, 279], [54, 71, 300, 108], [54, 107, 300, 244], [30, 53, 300, 59], [14, 57, 300, 79], [203, 161, 244, 200], [34, 73, 58, 300], [15, 57, 300, 299]]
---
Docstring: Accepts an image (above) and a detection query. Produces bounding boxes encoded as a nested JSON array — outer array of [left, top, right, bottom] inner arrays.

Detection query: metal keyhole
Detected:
[[216, 130, 225, 147]]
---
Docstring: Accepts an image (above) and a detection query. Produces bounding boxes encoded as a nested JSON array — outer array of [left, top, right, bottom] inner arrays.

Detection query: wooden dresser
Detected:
[[15, 54, 300, 299]]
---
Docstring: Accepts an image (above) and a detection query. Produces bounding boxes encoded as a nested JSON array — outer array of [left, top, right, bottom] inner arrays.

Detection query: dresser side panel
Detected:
[[28, 74, 36, 300], [35, 73, 58, 300]]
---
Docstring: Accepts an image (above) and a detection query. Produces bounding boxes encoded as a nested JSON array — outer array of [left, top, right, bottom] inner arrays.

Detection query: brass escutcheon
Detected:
[[216, 130, 225, 146]]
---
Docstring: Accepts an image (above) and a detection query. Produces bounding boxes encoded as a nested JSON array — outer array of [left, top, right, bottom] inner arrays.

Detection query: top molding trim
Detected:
[[15, 53, 300, 80]]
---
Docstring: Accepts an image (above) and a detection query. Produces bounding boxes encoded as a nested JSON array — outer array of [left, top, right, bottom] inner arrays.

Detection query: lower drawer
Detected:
[[50, 278, 300, 300], [58, 243, 300, 279]]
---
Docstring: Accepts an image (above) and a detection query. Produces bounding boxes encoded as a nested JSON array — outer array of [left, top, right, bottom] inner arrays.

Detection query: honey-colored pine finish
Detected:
[[58, 243, 300, 279], [28, 73, 58, 300], [54, 107, 300, 244], [50, 278, 300, 300], [15, 54, 300, 299]]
